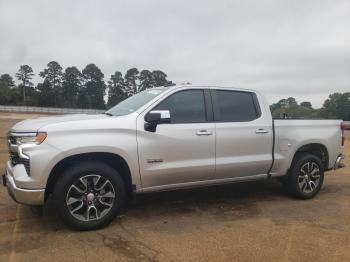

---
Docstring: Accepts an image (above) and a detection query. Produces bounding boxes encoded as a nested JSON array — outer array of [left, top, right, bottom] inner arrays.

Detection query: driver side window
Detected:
[[153, 90, 206, 124]]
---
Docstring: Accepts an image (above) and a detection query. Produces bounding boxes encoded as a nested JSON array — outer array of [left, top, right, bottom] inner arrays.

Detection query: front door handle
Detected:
[[255, 128, 269, 134], [196, 130, 213, 136]]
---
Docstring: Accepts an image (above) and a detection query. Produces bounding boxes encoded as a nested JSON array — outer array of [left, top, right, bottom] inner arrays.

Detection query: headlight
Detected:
[[14, 132, 47, 145]]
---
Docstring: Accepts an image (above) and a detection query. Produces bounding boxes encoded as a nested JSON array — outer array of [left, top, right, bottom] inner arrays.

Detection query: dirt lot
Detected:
[[0, 113, 349, 262]]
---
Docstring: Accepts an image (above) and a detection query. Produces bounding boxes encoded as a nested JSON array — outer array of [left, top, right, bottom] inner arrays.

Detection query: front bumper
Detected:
[[2, 164, 45, 206]]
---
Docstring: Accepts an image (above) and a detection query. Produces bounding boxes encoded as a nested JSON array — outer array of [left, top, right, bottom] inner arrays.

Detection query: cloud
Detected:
[[0, 0, 349, 107]]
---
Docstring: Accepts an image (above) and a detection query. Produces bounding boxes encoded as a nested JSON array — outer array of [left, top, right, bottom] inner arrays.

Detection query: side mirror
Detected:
[[145, 112, 161, 123], [144, 110, 171, 132]]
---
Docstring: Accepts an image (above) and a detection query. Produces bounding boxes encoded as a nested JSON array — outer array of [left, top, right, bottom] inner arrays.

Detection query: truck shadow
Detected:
[[39, 179, 286, 228], [132, 179, 284, 210], [11, 177, 346, 233]]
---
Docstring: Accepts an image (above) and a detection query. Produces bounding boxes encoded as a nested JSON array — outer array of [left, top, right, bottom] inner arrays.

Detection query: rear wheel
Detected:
[[53, 162, 126, 230], [287, 153, 324, 199]]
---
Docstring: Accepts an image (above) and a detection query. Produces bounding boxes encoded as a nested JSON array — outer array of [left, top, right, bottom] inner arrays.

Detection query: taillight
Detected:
[[341, 122, 345, 146]]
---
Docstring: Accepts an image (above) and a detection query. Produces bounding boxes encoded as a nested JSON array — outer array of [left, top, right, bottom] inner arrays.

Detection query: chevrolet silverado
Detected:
[[3, 85, 345, 230]]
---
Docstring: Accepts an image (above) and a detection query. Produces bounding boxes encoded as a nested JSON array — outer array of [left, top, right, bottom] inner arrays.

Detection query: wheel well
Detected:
[[45, 152, 133, 201], [293, 143, 329, 169]]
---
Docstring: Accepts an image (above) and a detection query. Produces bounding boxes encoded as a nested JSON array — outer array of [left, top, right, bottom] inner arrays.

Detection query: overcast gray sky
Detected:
[[0, 0, 349, 107]]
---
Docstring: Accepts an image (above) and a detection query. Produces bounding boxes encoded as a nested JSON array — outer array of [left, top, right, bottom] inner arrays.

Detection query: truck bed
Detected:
[[270, 119, 343, 176]]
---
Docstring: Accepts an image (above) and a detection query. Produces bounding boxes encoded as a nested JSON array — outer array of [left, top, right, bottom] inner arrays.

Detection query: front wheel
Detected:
[[53, 162, 126, 230], [287, 153, 324, 199]]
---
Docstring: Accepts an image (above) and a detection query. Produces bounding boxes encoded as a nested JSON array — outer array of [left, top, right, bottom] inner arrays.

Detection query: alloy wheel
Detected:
[[298, 161, 321, 194], [66, 175, 116, 222]]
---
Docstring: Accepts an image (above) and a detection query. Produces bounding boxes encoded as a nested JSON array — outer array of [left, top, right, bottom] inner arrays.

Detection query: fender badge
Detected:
[[147, 159, 163, 163]]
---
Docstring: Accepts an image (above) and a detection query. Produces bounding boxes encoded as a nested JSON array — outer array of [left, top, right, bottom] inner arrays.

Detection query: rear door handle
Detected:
[[255, 128, 269, 134], [196, 130, 213, 136]]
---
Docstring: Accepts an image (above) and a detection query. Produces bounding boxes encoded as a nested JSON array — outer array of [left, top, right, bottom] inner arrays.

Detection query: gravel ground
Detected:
[[0, 113, 349, 262]]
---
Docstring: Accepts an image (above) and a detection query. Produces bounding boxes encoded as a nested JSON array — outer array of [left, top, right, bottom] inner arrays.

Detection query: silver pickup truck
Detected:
[[3, 85, 345, 230]]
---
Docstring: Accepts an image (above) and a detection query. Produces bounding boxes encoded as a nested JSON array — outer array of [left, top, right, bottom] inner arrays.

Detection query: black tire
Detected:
[[287, 153, 324, 199], [53, 161, 126, 230]]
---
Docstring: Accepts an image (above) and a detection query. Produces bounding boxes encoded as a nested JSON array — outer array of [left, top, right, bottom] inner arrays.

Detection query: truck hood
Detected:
[[11, 114, 109, 132]]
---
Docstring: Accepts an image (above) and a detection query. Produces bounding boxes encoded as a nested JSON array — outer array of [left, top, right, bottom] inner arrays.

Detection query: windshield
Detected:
[[106, 89, 166, 116]]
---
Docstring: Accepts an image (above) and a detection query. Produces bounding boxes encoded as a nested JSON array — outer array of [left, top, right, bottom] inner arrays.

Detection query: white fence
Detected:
[[0, 105, 104, 114]]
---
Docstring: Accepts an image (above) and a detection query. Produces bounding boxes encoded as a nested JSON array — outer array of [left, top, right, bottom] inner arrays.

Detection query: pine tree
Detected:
[[15, 65, 34, 105], [39, 61, 63, 107], [107, 71, 127, 108], [0, 74, 22, 105], [124, 68, 139, 96], [62, 67, 83, 108], [77, 87, 89, 109], [138, 70, 156, 92], [1, 74, 15, 88], [81, 64, 106, 109], [152, 70, 174, 87], [0, 76, 11, 104], [36, 80, 55, 106]]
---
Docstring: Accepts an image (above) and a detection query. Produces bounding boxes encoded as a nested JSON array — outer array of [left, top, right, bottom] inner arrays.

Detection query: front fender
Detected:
[[41, 127, 140, 190]]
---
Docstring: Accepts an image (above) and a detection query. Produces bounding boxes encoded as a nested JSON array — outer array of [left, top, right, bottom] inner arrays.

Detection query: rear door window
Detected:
[[215, 90, 259, 122]]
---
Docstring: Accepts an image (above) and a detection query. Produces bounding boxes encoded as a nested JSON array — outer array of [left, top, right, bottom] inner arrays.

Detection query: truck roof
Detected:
[[156, 84, 257, 93]]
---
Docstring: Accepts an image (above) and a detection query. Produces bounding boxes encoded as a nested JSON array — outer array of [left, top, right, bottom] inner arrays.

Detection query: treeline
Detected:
[[1, 63, 349, 120], [0, 61, 174, 109], [270, 94, 350, 120]]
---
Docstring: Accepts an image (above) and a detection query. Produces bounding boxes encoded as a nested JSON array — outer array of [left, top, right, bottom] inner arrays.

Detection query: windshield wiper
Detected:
[[103, 112, 113, 116]]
